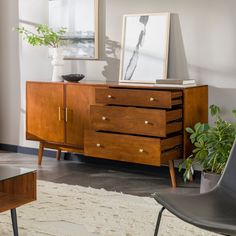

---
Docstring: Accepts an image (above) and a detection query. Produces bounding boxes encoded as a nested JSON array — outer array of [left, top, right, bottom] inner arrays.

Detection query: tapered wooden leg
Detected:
[[168, 160, 177, 188], [38, 142, 44, 165], [56, 149, 61, 161]]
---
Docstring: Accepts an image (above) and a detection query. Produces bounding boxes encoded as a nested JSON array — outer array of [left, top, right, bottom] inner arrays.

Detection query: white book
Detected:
[[153, 83, 197, 88], [156, 79, 196, 85]]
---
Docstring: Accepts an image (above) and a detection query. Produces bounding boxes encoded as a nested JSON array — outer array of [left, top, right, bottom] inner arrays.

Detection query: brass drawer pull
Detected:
[[139, 149, 144, 153], [65, 107, 68, 123], [144, 120, 149, 124], [107, 95, 112, 98], [102, 116, 107, 121], [149, 97, 155, 101], [96, 143, 101, 147], [58, 107, 64, 121], [58, 107, 61, 121]]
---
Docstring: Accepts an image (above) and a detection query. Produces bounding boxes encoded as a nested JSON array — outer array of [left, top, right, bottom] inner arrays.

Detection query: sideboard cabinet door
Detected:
[[26, 82, 65, 144], [65, 84, 96, 148]]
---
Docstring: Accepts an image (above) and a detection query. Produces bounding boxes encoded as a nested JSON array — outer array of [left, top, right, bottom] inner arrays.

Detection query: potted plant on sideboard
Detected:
[[16, 24, 66, 82], [179, 105, 236, 193]]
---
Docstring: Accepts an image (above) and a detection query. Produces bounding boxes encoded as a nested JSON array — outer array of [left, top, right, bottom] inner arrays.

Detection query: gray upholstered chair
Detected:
[[153, 140, 236, 236]]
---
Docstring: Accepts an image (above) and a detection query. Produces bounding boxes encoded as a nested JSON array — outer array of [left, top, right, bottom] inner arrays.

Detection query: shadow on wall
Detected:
[[168, 13, 189, 79], [209, 86, 236, 123], [101, 36, 121, 82], [188, 63, 236, 87]]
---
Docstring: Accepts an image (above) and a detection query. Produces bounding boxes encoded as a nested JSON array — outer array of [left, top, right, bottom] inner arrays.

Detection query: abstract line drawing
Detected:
[[124, 16, 149, 80], [119, 13, 170, 84]]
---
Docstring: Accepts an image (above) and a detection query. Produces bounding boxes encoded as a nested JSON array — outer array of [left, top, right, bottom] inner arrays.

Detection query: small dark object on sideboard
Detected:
[[62, 74, 85, 82]]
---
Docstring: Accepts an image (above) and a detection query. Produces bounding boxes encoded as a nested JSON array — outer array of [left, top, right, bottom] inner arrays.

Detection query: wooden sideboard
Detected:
[[26, 81, 208, 187]]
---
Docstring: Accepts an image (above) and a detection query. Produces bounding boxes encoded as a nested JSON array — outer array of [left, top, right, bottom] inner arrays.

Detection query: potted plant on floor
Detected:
[[179, 105, 236, 193], [16, 24, 66, 82]]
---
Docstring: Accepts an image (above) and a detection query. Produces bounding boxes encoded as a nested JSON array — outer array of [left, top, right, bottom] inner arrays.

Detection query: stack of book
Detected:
[[156, 79, 196, 85]]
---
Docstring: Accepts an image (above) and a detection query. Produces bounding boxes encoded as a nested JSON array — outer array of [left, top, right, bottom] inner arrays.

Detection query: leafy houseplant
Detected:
[[179, 105, 236, 192], [16, 24, 66, 48], [16, 24, 66, 82]]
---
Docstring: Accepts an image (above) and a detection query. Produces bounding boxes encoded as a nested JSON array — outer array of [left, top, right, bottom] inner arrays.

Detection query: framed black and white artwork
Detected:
[[119, 13, 170, 83], [49, 0, 99, 59]]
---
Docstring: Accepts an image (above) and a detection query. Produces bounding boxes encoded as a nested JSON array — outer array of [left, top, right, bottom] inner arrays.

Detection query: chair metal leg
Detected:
[[11, 208, 19, 236], [154, 207, 165, 236]]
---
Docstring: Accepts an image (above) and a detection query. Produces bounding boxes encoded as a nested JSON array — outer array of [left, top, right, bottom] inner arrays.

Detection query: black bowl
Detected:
[[62, 74, 85, 82]]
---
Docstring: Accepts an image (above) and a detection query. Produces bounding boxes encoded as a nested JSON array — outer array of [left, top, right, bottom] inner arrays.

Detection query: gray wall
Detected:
[[105, 0, 236, 123], [0, 0, 21, 145], [0, 0, 236, 147]]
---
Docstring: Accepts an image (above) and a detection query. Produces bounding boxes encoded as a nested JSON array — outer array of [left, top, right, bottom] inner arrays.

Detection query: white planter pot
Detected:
[[51, 48, 64, 82]]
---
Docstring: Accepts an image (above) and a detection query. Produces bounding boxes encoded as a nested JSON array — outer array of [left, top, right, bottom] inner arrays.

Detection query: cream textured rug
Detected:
[[0, 181, 219, 236]]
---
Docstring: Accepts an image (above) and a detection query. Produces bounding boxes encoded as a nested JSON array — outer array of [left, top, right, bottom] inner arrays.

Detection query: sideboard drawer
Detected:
[[96, 88, 182, 108], [84, 131, 182, 166], [91, 105, 182, 137]]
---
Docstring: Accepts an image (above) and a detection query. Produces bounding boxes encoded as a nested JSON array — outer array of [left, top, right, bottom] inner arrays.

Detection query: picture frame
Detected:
[[119, 13, 170, 83], [49, 0, 99, 59]]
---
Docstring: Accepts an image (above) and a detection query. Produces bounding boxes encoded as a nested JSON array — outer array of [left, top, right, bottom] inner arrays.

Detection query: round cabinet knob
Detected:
[[139, 149, 144, 153], [149, 97, 155, 101], [96, 143, 101, 147], [144, 120, 149, 125], [107, 95, 112, 98], [102, 116, 107, 121]]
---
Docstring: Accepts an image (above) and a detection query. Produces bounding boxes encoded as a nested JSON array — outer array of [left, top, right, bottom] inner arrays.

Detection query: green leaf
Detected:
[[210, 104, 220, 117], [190, 133, 197, 143], [194, 122, 202, 131], [203, 123, 210, 130], [186, 127, 194, 134], [192, 147, 201, 153], [16, 24, 67, 48], [232, 109, 236, 119], [194, 142, 202, 148]]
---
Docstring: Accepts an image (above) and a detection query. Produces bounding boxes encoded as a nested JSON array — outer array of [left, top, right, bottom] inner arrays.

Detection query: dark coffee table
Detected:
[[0, 166, 36, 236]]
